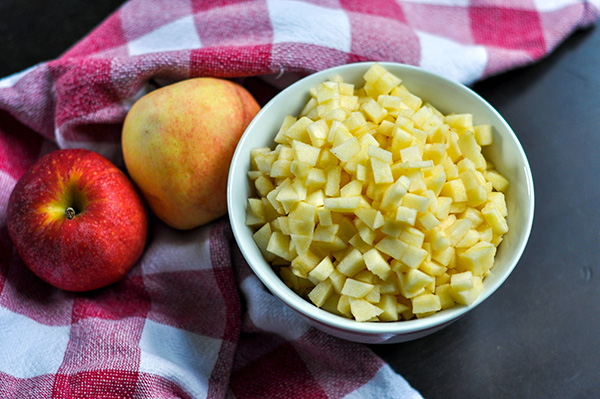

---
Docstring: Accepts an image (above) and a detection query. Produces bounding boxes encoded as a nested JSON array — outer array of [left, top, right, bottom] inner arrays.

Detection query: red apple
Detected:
[[7, 149, 148, 292]]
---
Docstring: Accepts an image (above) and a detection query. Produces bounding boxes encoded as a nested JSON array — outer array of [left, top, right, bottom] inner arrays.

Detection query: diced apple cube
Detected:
[[337, 248, 366, 277], [349, 233, 373, 253], [395, 206, 417, 225], [341, 278, 374, 298], [274, 115, 297, 144], [445, 113, 473, 131], [417, 212, 440, 231], [308, 280, 334, 307], [354, 207, 385, 230], [367, 145, 393, 163], [391, 86, 422, 111], [458, 241, 496, 276], [331, 137, 361, 163], [315, 82, 340, 103], [419, 260, 446, 276], [370, 157, 394, 184], [456, 229, 480, 248], [445, 218, 473, 246], [474, 124, 493, 146], [380, 175, 410, 211], [313, 224, 339, 243], [340, 179, 363, 197], [252, 223, 275, 261], [337, 216, 358, 242], [401, 193, 429, 213], [343, 111, 368, 133], [410, 106, 433, 128], [324, 196, 362, 212], [431, 245, 455, 267], [245, 198, 266, 226], [412, 293, 442, 315], [292, 140, 320, 166], [398, 268, 434, 297], [401, 244, 428, 269], [400, 145, 422, 163], [482, 202, 509, 235], [290, 160, 311, 180], [488, 191, 508, 217], [484, 170, 510, 192], [377, 294, 399, 321], [458, 131, 485, 169], [441, 179, 468, 203], [391, 126, 413, 154], [308, 256, 335, 283], [254, 175, 275, 198], [435, 284, 456, 309], [361, 99, 388, 124], [451, 276, 483, 305], [375, 236, 409, 260], [398, 226, 425, 247], [267, 231, 295, 261], [363, 248, 392, 280], [424, 164, 447, 196], [336, 295, 352, 317], [349, 297, 384, 322], [305, 189, 325, 208], [283, 116, 312, 142], [450, 271, 474, 292], [364, 285, 381, 303]]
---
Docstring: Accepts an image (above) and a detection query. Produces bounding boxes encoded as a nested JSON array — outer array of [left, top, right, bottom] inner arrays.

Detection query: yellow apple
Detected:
[[122, 77, 260, 229]]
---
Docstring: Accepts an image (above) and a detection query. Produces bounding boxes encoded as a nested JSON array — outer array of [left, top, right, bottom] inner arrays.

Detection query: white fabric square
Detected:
[[0, 65, 37, 89], [0, 307, 71, 378], [268, 0, 351, 52], [140, 224, 213, 275], [138, 319, 221, 398], [127, 15, 202, 56], [533, 0, 579, 12], [241, 276, 310, 341], [416, 30, 488, 84]]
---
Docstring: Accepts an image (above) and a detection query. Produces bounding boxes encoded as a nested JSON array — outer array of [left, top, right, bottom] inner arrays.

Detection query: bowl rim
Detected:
[[228, 61, 534, 335]]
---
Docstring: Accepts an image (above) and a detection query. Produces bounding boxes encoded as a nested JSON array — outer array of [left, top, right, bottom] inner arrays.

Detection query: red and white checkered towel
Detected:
[[0, 0, 597, 397]]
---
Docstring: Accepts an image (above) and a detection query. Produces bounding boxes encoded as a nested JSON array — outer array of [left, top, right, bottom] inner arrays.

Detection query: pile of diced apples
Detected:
[[246, 63, 510, 322]]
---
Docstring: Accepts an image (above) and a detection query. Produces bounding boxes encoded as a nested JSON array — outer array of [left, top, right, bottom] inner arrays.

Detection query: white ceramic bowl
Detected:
[[227, 62, 534, 344]]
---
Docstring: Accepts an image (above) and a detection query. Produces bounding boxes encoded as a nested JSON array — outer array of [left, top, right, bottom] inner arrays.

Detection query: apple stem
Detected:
[[65, 207, 76, 220]]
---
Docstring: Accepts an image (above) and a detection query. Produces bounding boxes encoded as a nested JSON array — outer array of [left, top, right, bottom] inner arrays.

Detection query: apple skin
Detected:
[[6, 149, 148, 292], [122, 77, 260, 230]]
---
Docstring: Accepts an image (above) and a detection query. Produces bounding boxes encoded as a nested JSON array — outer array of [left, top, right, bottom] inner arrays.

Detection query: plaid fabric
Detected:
[[0, 0, 597, 397]]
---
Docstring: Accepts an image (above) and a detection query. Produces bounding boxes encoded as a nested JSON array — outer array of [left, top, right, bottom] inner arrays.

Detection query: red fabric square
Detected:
[[340, 0, 405, 21], [230, 341, 327, 399], [63, 13, 127, 58], [0, 111, 45, 180], [144, 270, 232, 338], [194, 1, 272, 48], [190, 44, 274, 77], [51, 59, 120, 126], [0, 373, 55, 398], [0, 239, 75, 326], [71, 275, 151, 322], [56, 317, 145, 373], [402, 3, 473, 44], [346, 13, 420, 65], [271, 43, 350, 73], [52, 370, 139, 399], [120, 0, 193, 41], [470, 6, 546, 58]]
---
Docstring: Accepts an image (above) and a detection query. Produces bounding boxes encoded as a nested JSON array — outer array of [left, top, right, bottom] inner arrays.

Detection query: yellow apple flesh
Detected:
[[122, 78, 260, 230]]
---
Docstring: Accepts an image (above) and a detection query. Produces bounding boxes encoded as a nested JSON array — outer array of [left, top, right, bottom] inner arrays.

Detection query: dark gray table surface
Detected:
[[1, 1, 598, 398]]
